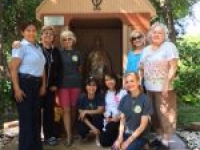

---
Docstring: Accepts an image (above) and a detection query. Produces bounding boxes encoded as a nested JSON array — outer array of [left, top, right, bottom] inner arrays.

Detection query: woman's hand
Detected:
[[50, 86, 57, 92], [91, 126, 100, 135], [14, 88, 26, 102], [113, 137, 123, 150], [121, 138, 132, 150], [39, 85, 46, 96], [12, 41, 21, 49], [113, 139, 122, 150], [79, 110, 87, 121]]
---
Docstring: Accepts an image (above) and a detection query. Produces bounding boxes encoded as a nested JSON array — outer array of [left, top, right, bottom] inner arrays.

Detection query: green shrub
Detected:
[[174, 36, 200, 105], [0, 77, 18, 126]]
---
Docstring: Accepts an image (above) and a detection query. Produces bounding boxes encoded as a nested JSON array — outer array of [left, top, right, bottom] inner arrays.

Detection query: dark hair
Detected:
[[103, 72, 121, 95], [84, 76, 100, 94], [20, 21, 37, 32]]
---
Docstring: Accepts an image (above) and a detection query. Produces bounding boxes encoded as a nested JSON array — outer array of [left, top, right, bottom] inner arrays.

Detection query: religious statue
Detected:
[[85, 36, 112, 85]]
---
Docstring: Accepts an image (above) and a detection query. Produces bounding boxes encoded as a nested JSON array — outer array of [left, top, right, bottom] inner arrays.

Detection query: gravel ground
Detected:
[[176, 130, 200, 150]]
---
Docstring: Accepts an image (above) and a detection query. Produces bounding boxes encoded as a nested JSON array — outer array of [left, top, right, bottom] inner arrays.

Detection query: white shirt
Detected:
[[104, 89, 127, 117], [140, 41, 179, 91]]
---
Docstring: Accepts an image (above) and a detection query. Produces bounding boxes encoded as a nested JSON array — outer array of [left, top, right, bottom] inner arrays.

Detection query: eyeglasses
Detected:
[[43, 32, 54, 36], [132, 35, 142, 41], [63, 38, 73, 42]]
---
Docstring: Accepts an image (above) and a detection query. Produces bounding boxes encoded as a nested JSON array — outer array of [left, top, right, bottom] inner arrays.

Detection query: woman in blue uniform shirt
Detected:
[[113, 72, 153, 150], [10, 22, 46, 150]]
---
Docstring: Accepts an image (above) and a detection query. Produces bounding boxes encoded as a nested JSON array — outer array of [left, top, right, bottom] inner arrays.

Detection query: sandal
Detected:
[[64, 139, 73, 147]]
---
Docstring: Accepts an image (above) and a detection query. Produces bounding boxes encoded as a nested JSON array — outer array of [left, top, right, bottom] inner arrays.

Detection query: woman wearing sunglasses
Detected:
[[125, 30, 146, 74]]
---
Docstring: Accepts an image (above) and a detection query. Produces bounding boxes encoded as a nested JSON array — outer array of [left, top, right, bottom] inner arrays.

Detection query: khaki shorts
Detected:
[[147, 90, 177, 136]]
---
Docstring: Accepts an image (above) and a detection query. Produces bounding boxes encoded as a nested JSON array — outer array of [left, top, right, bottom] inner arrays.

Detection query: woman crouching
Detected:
[[113, 72, 153, 150], [76, 76, 104, 146]]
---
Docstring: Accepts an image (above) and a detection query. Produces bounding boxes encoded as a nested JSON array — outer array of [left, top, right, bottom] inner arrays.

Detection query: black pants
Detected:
[[41, 89, 56, 139], [99, 121, 119, 147], [16, 76, 42, 150], [77, 115, 103, 138]]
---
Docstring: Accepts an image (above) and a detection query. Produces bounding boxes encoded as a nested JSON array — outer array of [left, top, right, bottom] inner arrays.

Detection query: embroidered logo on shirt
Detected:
[[72, 55, 78, 62], [133, 105, 142, 113]]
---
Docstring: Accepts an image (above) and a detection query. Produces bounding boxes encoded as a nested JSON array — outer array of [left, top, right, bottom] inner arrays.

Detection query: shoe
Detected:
[[96, 136, 100, 147], [150, 139, 169, 150], [149, 139, 162, 147], [64, 139, 73, 147], [45, 137, 58, 146]]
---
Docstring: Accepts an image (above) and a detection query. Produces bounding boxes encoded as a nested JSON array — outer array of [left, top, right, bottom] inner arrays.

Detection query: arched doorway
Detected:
[[70, 18, 123, 75]]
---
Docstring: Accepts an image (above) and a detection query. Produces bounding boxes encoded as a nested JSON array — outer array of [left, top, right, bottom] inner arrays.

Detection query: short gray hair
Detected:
[[60, 29, 76, 46], [147, 22, 169, 43]]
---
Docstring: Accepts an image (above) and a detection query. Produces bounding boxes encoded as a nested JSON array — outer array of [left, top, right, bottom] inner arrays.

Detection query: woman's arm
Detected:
[[121, 115, 150, 150], [39, 69, 46, 96], [118, 113, 125, 140], [84, 106, 104, 115], [83, 118, 99, 134], [129, 115, 149, 142], [162, 58, 178, 97], [10, 58, 26, 102], [113, 113, 125, 150]]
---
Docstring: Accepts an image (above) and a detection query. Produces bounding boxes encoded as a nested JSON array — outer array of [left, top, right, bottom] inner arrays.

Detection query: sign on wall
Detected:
[[44, 16, 64, 26]]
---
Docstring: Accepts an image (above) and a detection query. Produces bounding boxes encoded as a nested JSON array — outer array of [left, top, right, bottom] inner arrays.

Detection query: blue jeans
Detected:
[[123, 133, 147, 150]]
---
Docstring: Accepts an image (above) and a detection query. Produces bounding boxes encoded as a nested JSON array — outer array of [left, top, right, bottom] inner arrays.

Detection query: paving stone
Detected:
[[1, 133, 190, 150]]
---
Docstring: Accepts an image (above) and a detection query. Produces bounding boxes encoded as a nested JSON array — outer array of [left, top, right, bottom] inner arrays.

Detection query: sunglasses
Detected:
[[132, 35, 142, 41], [63, 38, 73, 41]]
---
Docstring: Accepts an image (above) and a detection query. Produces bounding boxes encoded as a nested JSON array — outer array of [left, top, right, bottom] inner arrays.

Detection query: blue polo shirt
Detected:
[[12, 39, 46, 77]]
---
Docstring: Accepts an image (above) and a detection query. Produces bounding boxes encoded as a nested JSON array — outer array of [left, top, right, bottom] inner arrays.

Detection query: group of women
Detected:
[[9, 21, 179, 150]]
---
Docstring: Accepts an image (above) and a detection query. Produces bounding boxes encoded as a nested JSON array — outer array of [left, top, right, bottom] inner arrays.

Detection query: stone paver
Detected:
[[3, 134, 188, 150]]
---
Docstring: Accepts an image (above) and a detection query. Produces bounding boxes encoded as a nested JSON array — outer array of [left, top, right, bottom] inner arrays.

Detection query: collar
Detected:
[[21, 39, 40, 48]]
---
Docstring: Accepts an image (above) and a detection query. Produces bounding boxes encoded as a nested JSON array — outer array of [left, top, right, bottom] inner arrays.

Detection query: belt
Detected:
[[19, 73, 42, 81]]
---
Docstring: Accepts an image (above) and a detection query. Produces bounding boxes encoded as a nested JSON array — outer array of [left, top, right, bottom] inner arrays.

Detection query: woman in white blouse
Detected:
[[140, 22, 179, 149], [99, 72, 127, 147]]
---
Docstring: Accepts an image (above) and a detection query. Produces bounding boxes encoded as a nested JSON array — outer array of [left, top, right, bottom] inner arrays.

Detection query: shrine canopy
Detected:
[[36, 0, 156, 30]]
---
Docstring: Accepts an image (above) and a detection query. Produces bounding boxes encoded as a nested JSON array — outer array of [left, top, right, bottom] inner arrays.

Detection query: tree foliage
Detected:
[[1, 0, 42, 48], [174, 36, 200, 105], [149, 0, 199, 20], [149, 0, 199, 42]]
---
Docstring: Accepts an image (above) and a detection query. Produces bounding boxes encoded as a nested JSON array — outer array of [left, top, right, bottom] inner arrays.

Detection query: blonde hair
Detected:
[[40, 25, 56, 42], [147, 22, 169, 44], [60, 29, 76, 46], [129, 30, 145, 40], [41, 26, 56, 35], [123, 72, 143, 93], [129, 30, 146, 46]]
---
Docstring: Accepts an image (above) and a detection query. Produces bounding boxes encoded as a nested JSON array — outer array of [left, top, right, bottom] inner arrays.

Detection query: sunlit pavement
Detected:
[[3, 133, 188, 150]]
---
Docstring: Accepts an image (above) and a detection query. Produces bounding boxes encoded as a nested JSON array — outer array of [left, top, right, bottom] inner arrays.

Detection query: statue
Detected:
[[86, 36, 112, 85]]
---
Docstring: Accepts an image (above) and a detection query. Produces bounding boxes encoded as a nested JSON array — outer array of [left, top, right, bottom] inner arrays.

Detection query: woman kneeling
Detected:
[[113, 72, 153, 150]]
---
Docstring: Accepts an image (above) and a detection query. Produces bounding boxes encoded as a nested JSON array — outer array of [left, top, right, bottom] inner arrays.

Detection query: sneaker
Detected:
[[150, 139, 169, 150], [96, 137, 100, 147], [45, 137, 58, 146]]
